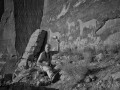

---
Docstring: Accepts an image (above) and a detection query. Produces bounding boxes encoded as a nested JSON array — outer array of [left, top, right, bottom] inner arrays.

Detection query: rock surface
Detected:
[[41, 0, 120, 51], [0, 0, 16, 57], [0, 0, 17, 75], [14, 0, 44, 55], [1, 55, 18, 75], [18, 29, 47, 68], [0, 0, 45, 75]]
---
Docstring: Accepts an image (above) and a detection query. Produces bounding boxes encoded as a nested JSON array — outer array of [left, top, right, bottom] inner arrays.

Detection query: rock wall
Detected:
[[41, 0, 120, 51], [0, 0, 44, 57], [0, 0, 4, 21], [0, 0, 16, 57], [0, 0, 45, 74], [0, 0, 16, 73], [14, 0, 44, 55]]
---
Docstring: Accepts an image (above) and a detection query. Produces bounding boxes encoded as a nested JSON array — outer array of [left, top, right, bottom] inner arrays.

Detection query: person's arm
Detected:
[[57, 39, 60, 52], [50, 40, 60, 56], [37, 52, 50, 66], [37, 52, 44, 66]]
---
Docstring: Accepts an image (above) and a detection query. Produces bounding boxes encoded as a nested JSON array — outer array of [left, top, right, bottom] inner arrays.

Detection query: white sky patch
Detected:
[[57, 4, 70, 19], [73, 0, 86, 7], [78, 19, 97, 36], [73, 1, 82, 7]]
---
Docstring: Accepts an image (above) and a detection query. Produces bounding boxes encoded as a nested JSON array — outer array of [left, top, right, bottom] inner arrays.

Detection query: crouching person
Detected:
[[36, 36, 60, 80]]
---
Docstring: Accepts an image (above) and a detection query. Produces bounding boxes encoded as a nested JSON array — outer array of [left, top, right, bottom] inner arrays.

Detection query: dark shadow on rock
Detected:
[[86, 66, 110, 75], [35, 30, 48, 60], [52, 71, 61, 84], [14, 0, 45, 55], [0, 82, 59, 90], [44, 87, 59, 90], [76, 66, 110, 83], [40, 30, 48, 53]]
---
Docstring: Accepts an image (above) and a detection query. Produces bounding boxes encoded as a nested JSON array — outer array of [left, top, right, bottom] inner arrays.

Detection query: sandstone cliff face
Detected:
[[0, 0, 16, 57], [14, 0, 44, 55], [0, 0, 45, 74], [41, 0, 120, 51], [0, 0, 44, 57], [1, 0, 120, 60], [0, 0, 16, 73]]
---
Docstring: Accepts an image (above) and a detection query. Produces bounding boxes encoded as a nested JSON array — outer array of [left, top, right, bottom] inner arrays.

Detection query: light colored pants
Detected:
[[35, 64, 53, 80], [40, 65, 53, 78]]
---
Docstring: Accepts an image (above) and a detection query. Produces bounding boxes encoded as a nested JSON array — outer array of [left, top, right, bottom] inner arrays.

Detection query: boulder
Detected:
[[18, 29, 47, 68], [104, 32, 120, 46]]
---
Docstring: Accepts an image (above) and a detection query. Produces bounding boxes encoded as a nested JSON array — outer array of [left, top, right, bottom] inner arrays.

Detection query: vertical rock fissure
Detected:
[[36, 31, 48, 57], [13, 0, 44, 56], [0, 0, 4, 21]]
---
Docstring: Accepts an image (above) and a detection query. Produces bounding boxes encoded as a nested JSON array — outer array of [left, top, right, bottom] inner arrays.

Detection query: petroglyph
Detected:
[[73, 0, 86, 7], [66, 18, 75, 36], [78, 19, 97, 36], [57, 4, 70, 19], [67, 18, 75, 30]]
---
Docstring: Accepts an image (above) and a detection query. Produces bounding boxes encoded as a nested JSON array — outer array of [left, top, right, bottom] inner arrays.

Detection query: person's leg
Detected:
[[42, 66, 54, 79]]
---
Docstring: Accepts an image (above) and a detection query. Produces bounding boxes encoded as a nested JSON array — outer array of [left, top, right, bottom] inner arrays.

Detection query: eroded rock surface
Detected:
[[41, 0, 120, 51], [18, 29, 47, 68], [0, 0, 16, 57], [14, 0, 44, 55], [0, 0, 16, 75]]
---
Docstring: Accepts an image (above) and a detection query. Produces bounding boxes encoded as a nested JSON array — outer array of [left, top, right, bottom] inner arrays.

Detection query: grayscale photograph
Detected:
[[0, 0, 120, 90]]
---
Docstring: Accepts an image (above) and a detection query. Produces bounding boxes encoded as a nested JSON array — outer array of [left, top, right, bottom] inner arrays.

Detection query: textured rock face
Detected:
[[14, 0, 44, 55], [0, 0, 16, 73], [0, 0, 16, 57], [0, 0, 45, 75], [18, 29, 47, 68], [41, 0, 120, 51], [0, 0, 44, 56], [1, 56, 18, 75]]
